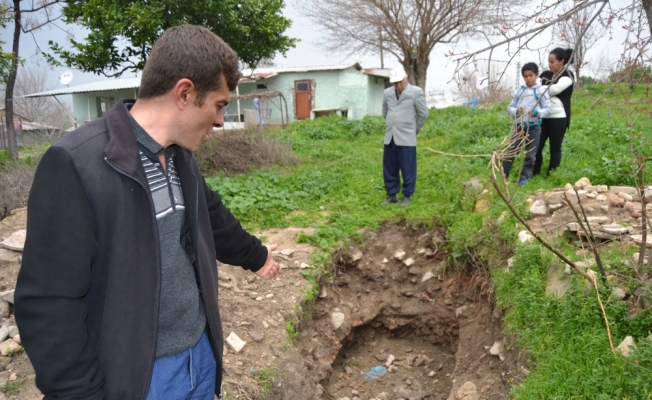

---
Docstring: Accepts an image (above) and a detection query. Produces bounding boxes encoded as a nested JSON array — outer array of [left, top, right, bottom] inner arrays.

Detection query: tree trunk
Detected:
[[401, 56, 429, 91], [643, 0, 652, 38], [4, 0, 21, 161]]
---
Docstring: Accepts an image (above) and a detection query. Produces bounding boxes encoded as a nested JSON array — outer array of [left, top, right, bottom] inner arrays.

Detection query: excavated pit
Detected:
[[296, 224, 524, 400]]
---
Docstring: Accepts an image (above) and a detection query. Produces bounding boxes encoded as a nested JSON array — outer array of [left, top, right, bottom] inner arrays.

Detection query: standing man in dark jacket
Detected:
[[381, 66, 429, 208], [15, 25, 281, 400]]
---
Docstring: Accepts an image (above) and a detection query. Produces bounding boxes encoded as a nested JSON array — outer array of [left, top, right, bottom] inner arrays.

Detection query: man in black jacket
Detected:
[[15, 25, 281, 400]]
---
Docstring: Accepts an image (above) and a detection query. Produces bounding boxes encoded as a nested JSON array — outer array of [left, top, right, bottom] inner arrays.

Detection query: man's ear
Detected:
[[173, 79, 196, 110]]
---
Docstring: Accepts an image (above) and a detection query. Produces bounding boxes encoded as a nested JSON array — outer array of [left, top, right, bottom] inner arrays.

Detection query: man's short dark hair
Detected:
[[139, 25, 241, 105], [521, 62, 539, 76]]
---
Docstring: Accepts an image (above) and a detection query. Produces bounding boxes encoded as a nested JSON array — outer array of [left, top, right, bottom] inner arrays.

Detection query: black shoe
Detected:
[[381, 197, 398, 206], [401, 197, 411, 208]]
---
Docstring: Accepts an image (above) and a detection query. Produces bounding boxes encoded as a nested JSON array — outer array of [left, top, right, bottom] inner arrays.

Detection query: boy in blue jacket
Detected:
[[502, 62, 551, 186]]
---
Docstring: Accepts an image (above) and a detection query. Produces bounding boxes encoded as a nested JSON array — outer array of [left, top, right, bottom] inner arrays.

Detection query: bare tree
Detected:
[[3, 0, 63, 160], [298, 0, 517, 90], [8, 64, 72, 127], [556, 1, 608, 81], [458, 61, 513, 104]]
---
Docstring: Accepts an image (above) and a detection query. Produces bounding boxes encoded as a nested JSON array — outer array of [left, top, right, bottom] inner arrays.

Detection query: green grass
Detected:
[[252, 367, 275, 396], [205, 83, 652, 398]]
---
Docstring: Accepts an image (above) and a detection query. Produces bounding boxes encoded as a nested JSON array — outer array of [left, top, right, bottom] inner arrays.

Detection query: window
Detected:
[[256, 83, 268, 90], [296, 82, 309, 92], [96, 96, 116, 117]]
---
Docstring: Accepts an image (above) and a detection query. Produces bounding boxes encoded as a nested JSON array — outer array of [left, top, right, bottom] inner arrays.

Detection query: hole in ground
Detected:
[[295, 223, 524, 400]]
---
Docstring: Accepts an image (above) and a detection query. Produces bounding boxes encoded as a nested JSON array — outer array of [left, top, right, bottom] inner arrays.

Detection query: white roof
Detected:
[[24, 77, 141, 98]]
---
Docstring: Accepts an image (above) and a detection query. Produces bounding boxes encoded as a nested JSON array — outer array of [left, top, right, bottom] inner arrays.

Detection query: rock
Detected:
[[630, 234, 652, 248], [585, 191, 597, 199], [507, 257, 514, 268], [549, 203, 563, 211], [280, 248, 294, 257], [351, 251, 363, 262], [225, 332, 246, 353], [421, 271, 435, 283], [0, 230, 25, 252], [428, 370, 436, 377], [0, 327, 8, 343], [11, 335, 19, 345], [610, 197, 625, 207], [8, 373, 15, 382], [319, 286, 328, 299], [330, 311, 345, 330], [546, 264, 570, 299], [255, 296, 264, 301], [610, 186, 638, 195], [0, 372, 8, 387], [586, 185, 608, 193], [463, 178, 484, 193], [612, 287, 627, 299], [404, 258, 415, 267], [600, 224, 630, 234], [575, 177, 592, 188], [300, 263, 311, 269], [586, 216, 610, 224], [564, 183, 573, 191], [518, 230, 534, 243], [0, 339, 21, 356], [394, 251, 406, 260], [337, 397, 351, 400], [489, 340, 505, 361], [0, 250, 20, 263], [545, 193, 564, 205], [382, 258, 388, 263], [596, 194, 607, 202], [616, 336, 636, 357], [625, 201, 642, 213], [387, 365, 398, 373], [385, 354, 395, 367], [248, 330, 264, 342], [457, 381, 478, 399], [376, 393, 390, 400], [601, 205, 610, 213], [529, 200, 548, 216], [0, 302, 9, 320]]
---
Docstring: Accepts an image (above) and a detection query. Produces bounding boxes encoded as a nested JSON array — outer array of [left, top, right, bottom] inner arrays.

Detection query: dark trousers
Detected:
[[533, 118, 568, 176], [502, 124, 540, 180], [383, 139, 416, 198]]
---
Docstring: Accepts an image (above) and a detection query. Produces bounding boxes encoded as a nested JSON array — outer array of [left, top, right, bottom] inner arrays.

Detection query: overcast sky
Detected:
[[0, 0, 634, 96]]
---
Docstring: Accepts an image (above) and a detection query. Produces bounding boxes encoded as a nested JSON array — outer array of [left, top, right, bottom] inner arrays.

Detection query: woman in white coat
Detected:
[[533, 47, 574, 176]]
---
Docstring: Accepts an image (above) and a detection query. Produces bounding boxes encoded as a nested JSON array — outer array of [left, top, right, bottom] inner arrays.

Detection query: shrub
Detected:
[[195, 128, 299, 176], [0, 161, 36, 220]]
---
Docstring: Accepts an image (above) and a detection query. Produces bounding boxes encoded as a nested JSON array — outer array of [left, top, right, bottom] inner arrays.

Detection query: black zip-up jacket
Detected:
[[15, 99, 268, 400]]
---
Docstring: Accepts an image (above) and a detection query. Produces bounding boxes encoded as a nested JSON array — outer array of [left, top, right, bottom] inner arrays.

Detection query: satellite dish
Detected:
[[59, 71, 73, 86]]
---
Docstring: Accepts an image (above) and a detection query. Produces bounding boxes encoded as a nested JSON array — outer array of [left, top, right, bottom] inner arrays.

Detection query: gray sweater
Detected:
[[382, 83, 429, 146], [128, 111, 206, 358]]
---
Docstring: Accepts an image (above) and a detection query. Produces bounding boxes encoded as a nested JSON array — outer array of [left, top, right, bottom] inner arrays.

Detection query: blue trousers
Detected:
[[383, 139, 417, 198], [146, 330, 217, 400], [502, 124, 541, 180]]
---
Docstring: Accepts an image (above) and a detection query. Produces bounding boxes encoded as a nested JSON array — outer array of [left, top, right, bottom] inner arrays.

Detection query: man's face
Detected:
[[522, 70, 538, 87], [181, 76, 230, 151], [393, 77, 408, 94]]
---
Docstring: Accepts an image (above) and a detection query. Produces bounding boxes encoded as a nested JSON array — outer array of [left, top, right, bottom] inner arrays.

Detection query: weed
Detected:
[[252, 367, 275, 396], [285, 320, 299, 342], [3, 379, 21, 396]]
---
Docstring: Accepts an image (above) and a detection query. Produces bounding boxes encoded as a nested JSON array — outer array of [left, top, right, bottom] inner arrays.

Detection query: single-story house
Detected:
[[0, 107, 64, 149], [24, 64, 390, 128]]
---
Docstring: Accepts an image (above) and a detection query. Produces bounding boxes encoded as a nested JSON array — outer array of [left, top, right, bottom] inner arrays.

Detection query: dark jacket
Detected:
[[15, 99, 268, 400]]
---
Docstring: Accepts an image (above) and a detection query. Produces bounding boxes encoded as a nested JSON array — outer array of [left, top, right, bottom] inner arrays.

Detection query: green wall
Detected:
[[72, 89, 137, 127]]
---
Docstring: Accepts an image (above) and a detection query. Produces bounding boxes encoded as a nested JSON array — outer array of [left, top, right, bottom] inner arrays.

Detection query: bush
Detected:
[[195, 128, 299, 176], [0, 161, 36, 220]]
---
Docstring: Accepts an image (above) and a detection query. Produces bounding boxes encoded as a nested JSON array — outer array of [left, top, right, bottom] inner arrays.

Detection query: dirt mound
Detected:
[[195, 129, 299, 176]]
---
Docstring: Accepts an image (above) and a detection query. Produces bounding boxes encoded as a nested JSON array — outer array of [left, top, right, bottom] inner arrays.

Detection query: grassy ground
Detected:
[[204, 82, 652, 398]]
